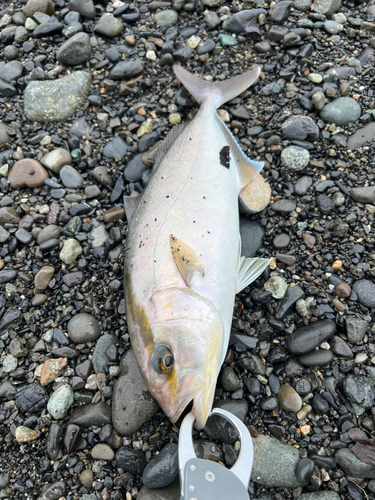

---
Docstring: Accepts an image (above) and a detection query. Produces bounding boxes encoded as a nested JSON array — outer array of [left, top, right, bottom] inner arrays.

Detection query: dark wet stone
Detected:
[[15, 383, 48, 413], [286, 319, 336, 355], [316, 194, 335, 214], [311, 394, 330, 414], [204, 399, 248, 444], [330, 336, 353, 359], [240, 216, 264, 257], [345, 317, 368, 344], [282, 115, 319, 141], [124, 153, 148, 182], [353, 280, 375, 308], [0, 80, 17, 97], [343, 374, 374, 409], [295, 458, 314, 483], [142, 443, 178, 488], [244, 377, 261, 397], [109, 60, 143, 80], [68, 0, 95, 18], [0, 61, 23, 83], [299, 349, 333, 366], [92, 334, 117, 374], [269, 1, 292, 23], [0, 269, 17, 283], [173, 46, 193, 63], [57, 32, 91, 65], [222, 9, 266, 33], [70, 402, 112, 427], [268, 374, 281, 394], [230, 331, 258, 351], [260, 397, 278, 411], [335, 448, 375, 479], [0, 308, 23, 332], [273, 233, 291, 249], [46, 422, 63, 460], [311, 455, 337, 470], [112, 350, 159, 435], [138, 131, 159, 153], [67, 313, 100, 343], [37, 481, 66, 500], [197, 39, 216, 55], [103, 136, 128, 158], [62, 272, 86, 287], [63, 423, 81, 453], [52, 347, 78, 358], [116, 447, 147, 475], [32, 22, 64, 38], [274, 286, 304, 320]]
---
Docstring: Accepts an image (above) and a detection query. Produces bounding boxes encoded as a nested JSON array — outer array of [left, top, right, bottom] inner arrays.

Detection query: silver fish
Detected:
[[124, 65, 271, 429]]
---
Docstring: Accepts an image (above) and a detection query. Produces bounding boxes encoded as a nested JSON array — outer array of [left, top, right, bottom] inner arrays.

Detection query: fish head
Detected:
[[134, 287, 225, 429]]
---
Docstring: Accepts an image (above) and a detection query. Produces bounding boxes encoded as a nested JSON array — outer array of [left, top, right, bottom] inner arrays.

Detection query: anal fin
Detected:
[[169, 234, 205, 287], [236, 256, 271, 294]]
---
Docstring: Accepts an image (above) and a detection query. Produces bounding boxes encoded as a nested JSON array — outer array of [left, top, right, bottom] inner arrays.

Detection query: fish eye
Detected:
[[154, 346, 174, 373]]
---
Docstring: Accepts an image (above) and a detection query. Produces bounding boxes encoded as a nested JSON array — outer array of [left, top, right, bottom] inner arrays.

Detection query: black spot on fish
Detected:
[[220, 146, 230, 169]]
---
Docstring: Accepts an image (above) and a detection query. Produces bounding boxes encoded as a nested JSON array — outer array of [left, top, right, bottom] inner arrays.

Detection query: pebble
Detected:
[[60, 238, 83, 264], [15, 425, 38, 443], [296, 458, 315, 483], [47, 384, 74, 419], [67, 313, 100, 343], [264, 276, 288, 299], [277, 384, 302, 412], [8, 159, 49, 188], [348, 122, 375, 149], [345, 317, 368, 344], [138, 480, 180, 500], [80, 469, 94, 488], [115, 447, 147, 475], [40, 358, 68, 386], [155, 10, 178, 26], [281, 146, 310, 171], [94, 13, 123, 37], [57, 32, 91, 65], [91, 443, 115, 461], [299, 493, 340, 500], [221, 366, 241, 391], [41, 148, 72, 174], [15, 383, 48, 413], [46, 422, 63, 460], [299, 349, 333, 366], [35, 266, 55, 290]]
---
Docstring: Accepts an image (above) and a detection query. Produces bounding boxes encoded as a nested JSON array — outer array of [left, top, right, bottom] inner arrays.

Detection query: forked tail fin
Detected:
[[173, 64, 261, 109]]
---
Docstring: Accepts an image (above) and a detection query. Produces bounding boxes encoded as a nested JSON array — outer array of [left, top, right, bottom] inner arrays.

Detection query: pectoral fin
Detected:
[[236, 256, 271, 294], [169, 234, 205, 287]]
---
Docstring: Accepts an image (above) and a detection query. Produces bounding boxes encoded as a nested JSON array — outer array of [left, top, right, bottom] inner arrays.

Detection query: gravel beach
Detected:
[[1, 0, 375, 498]]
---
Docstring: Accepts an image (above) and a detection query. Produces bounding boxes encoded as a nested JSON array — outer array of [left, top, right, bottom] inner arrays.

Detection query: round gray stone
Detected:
[[320, 97, 361, 126], [67, 313, 100, 343], [281, 146, 310, 171], [56, 32, 91, 65]]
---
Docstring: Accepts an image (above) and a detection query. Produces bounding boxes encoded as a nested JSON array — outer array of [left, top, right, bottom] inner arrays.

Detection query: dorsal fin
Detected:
[[217, 115, 264, 190], [169, 234, 205, 287], [152, 123, 186, 172]]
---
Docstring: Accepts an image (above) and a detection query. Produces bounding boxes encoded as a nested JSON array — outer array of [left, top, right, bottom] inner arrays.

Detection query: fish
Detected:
[[123, 64, 271, 430]]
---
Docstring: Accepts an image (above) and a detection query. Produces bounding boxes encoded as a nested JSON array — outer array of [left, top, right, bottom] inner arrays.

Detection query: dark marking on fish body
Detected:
[[220, 146, 230, 169]]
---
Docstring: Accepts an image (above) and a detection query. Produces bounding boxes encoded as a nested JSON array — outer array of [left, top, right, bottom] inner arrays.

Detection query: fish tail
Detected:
[[173, 64, 260, 109]]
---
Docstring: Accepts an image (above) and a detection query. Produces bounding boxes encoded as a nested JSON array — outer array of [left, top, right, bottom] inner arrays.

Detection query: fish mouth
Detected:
[[167, 383, 216, 430]]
